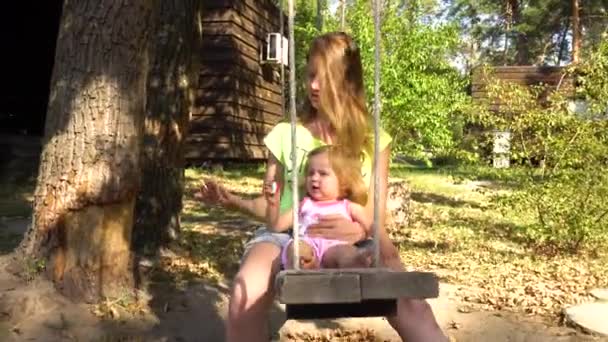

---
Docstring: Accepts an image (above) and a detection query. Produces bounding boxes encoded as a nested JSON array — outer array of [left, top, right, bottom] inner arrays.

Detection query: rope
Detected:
[[371, 0, 382, 267], [287, 0, 300, 270], [280, 0, 285, 118]]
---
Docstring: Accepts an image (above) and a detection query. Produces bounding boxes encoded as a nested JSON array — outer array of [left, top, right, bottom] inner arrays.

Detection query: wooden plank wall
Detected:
[[471, 66, 573, 111], [187, 0, 286, 162]]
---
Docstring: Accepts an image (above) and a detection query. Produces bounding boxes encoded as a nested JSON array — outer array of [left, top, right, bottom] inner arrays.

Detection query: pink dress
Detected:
[[281, 197, 353, 267]]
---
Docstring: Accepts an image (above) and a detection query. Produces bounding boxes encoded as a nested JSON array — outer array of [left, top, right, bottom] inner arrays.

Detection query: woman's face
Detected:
[[306, 59, 321, 109]]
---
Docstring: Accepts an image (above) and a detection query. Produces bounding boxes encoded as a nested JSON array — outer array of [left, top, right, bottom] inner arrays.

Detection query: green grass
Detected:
[[0, 182, 34, 218], [177, 162, 607, 319], [389, 163, 607, 318], [0, 230, 23, 255]]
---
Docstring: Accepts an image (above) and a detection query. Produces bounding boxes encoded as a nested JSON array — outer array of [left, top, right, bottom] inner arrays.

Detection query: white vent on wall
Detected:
[[261, 33, 288, 66]]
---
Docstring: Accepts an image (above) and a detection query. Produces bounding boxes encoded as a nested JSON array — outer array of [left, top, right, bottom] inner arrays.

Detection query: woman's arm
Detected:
[[364, 145, 390, 238], [348, 202, 372, 233], [368, 144, 406, 271]]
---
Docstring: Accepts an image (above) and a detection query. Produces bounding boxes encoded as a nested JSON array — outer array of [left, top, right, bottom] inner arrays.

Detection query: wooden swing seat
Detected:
[[276, 268, 439, 319]]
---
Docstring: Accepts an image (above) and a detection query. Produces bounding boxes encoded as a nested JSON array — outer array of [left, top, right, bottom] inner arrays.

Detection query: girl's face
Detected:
[[305, 151, 340, 202], [306, 59, 321, 109]]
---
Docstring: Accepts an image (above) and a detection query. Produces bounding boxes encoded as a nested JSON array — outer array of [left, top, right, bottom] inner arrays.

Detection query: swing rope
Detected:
[[371, 0, 382, 267], [287, 0, 300, 270]]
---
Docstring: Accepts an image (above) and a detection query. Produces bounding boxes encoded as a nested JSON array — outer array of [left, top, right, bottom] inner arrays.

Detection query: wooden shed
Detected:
[[470, 65, 577, 167], [471, 65, 574, 111], [187, 0, 286, 162]]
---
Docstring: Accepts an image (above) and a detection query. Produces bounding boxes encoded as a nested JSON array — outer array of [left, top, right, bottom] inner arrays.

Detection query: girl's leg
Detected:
[[379, 236, 448, 342], [388, 298, 447, 342], [226, 242, 282, 342], [285, 240, 318, 269], [321, 244, 369, 268]]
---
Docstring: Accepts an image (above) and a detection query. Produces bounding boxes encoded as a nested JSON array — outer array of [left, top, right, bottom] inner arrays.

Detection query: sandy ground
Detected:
[[0, 218, 605, 342]]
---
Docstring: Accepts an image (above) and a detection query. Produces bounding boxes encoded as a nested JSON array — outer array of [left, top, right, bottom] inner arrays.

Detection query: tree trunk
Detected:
[[503, 0, 528, 65], [503, 1, 512, 65], [507, 0, 529, 65], [18, 0, 155, 302], [132, 0, 201, 253], [557, 17, 570, 65], [316, 0, 324, 31], [572, 0, 581, 63], [340, 0, 346, 30]]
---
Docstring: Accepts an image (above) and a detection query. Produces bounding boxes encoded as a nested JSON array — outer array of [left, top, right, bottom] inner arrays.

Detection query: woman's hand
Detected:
[[306, 214, 367, 244], [195, 178, 236, 209]]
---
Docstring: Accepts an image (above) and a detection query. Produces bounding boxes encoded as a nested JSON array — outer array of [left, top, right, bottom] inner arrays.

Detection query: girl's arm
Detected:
[[197, 152, 281, 222], [263, 154, 294, 232], [266, 203, 294, 232], [197, 180, 267, 220]]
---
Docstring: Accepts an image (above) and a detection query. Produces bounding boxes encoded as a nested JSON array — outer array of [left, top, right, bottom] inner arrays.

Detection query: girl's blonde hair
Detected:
[[301, 32, 372, 158], [306, 145, 368, 206]]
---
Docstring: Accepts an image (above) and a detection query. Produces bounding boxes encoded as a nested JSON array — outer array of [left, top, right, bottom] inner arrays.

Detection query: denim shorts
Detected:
[[241, 226, 374, 263], [241, 226, 291, 261]]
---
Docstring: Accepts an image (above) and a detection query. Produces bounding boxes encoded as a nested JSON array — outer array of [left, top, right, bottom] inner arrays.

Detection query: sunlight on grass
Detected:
[[154, 166, 266, 285], [392, 164, 608, 319], [175, 163, 608, 320]]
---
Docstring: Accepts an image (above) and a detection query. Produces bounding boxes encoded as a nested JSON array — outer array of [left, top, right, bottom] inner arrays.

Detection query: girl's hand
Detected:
[[195, 178, 236, 208], [306, 214, 367, 244], [263, 180, 280, 206]]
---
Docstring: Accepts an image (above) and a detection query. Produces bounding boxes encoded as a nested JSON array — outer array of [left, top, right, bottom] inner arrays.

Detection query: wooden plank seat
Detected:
[[275, 268, 439, 319]]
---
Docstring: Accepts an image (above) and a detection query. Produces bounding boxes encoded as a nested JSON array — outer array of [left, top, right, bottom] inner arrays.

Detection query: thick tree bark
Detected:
[[132, 0, 201, 253], [571, 0, 581, 63], [18, 0, 155, 302]]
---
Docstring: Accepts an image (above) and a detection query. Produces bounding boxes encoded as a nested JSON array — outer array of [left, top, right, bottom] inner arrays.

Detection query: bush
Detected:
[[495, 169, 608, 253], [468, 41, 608, 254]]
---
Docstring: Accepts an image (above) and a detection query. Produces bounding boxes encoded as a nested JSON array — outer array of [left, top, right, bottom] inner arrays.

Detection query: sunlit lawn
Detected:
[[390, 164, 607, 318], [1, 161, 604, 320], [178, 163, 607, 320]]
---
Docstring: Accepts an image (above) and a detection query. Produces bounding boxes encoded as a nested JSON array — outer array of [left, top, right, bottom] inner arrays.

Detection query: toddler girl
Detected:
[[265, 145, 371, 269]]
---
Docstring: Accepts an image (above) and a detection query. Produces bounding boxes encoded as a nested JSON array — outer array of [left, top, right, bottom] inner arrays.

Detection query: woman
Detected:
[[198, 32, 447, 342]]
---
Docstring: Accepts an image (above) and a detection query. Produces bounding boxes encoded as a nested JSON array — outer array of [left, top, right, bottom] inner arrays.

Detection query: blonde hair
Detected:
[[301, 32, 372, 158], [306, 145, 368, 206]]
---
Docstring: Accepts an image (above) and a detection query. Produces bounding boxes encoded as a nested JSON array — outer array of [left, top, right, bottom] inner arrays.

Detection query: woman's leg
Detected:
[[226, 242, 282, 342]]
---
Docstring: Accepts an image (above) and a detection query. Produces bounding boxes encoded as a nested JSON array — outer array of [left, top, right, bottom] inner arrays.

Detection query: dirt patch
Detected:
[[0, 169, 604, 341], [0, 255, 602, 342]]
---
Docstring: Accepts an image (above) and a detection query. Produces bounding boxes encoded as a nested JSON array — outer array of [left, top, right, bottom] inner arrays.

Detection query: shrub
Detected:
[[468, 41, 608, 254]]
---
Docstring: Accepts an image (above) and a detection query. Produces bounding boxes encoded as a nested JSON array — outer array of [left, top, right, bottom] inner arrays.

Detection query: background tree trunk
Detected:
[[340, 0, 346, 30], [571, 0, 581, 63], [316, 0, 324, 31], [18, 0, 155, 302], [132, 0, 202, 254], [508, 0, 529, 65]]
